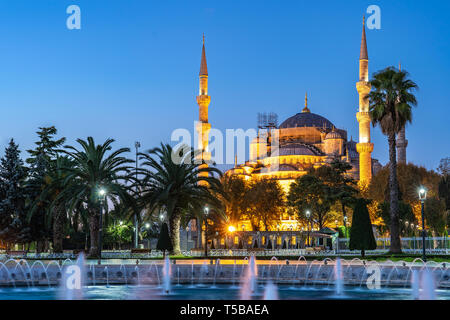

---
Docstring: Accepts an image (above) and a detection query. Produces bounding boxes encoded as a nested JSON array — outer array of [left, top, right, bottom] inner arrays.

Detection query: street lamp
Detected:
[[228, 225, 235, 249], [204, 206, 209, 257], [98, 188, 107, 265], [289, 225, 293, 249], [134, 141, 140, 248], [343, 216, 348, 238], [142, 222, 150, 249], [186, 224, 190, 251], [305, 210, 311, 247], [418, 186, 427, 262]]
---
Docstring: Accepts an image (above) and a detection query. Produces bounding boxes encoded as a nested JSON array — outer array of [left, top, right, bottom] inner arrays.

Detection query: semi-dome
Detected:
[[279, 112, 335, 129]]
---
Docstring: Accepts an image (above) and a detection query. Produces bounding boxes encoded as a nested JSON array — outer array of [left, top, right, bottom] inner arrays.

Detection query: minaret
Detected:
[[356, 17, 374, 184], [396, 62, 408, 164], [196, 34, 211, 183]]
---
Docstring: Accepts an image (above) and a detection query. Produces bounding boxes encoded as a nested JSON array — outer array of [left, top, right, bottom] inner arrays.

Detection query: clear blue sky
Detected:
[[0, 0, 448, 171]]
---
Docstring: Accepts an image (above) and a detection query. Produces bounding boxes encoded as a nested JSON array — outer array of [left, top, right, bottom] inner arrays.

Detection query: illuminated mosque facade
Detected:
[[191, 20, 408, 236]]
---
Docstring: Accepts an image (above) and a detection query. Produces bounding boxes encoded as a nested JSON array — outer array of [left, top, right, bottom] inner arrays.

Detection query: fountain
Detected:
[[0, 254, 447, 300], [411, 269, 420, 299], [240, 256, 257, 300], [420, 269, 436, 300], [162, 256, 171, 294], [59, 253, 85, 300], [263, 281, 278, 300], [334, 258, 343, 295]]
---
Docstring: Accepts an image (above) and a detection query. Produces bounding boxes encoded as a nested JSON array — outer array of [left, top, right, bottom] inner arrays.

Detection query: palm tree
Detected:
[[57, 137, 135, 258], [366, 67, 418, 253], [139, 143, 222, 255]]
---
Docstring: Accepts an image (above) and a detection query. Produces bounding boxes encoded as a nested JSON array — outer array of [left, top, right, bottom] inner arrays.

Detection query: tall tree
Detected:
[[366, 67, 418, 253], [0, 139, 29, 249], [246, 178, 285, 231], [312, 159, 359, 224], [139, 144, 222, 255], [349, 198, 377, 257], [25, 126, 66, 252], [287, 174, 333, 230], [58, 137, 135, 258]]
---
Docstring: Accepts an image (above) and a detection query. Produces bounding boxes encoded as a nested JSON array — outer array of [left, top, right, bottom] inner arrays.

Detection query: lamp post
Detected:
[[419, 187, 427, 262], [289, 225, 293, 249], [186, 224, 190, 251], [343, 216, 348, 238], [305, 210, 311, 247], [134, 141, 140, 248], [144, 223, 150, 249], [228, 225, 236, 249], [204, 206, 209, 257], [98, 188, 106, 265]]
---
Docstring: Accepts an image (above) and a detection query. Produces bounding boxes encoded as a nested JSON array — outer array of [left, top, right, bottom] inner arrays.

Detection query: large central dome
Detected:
[[279, 111, 335, 129]]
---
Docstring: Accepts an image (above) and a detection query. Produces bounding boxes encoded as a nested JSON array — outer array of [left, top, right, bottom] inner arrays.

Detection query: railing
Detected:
[[337, 236, 450, 254], [0, 237, 448, 260]]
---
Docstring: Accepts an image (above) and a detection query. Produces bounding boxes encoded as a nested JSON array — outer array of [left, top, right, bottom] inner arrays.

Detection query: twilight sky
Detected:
[[0, 0, 448, 171]]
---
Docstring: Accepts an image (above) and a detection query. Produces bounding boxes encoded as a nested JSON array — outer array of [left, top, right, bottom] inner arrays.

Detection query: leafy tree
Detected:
[[349, 198, 376, 257], [438, 175, 449, 212], [246, 178, 285, 231], [424, 197, 447, 236], [104, 221, 133, 250], [58, 137, 135, 258], [366, 67, 418, 253], [157, 223, 172, 258], [220, 175, 249, 227], [288, 174, 333, 230], [438, 157, 450, 176], [369, 162, 444, 235], [312, 159, 359, 223], [0, 139, 29, 248], [369, 163, 441, 205], [139, 143, 222, 255]]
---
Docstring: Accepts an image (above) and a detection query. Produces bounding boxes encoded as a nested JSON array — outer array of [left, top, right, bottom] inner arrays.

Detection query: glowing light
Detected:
[[418, 187, 427, 201], [228, 225, 236, 233]]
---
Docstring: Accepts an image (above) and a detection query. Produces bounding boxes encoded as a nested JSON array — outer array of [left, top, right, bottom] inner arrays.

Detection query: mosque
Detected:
[[192, 19, 407, 234]]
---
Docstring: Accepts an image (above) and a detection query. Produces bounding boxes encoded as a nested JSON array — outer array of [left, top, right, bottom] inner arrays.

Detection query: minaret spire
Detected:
[[356, 17, 373, 185], [360, 16, 368, 61], [200, 34, 208, 77]]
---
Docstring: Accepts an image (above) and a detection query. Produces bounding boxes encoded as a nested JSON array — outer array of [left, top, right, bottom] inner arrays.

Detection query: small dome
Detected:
[[325, 130, 342, 140]]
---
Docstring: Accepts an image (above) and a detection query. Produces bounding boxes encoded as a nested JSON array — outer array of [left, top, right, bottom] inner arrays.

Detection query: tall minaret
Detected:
[[356, 17, 374, 184], [196, 34, 211, 182], [396, 63, 408, 164]]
